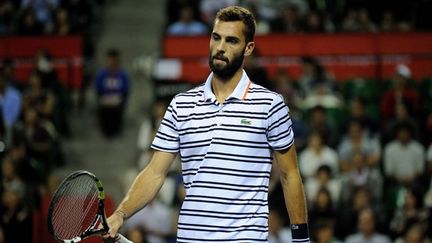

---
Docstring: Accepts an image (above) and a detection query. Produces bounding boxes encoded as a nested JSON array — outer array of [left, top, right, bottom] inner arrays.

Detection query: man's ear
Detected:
[[244, 42, 255, 57]]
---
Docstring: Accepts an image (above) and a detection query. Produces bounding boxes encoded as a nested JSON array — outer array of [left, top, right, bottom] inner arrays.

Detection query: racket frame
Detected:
[[47, 170, 110, 243]]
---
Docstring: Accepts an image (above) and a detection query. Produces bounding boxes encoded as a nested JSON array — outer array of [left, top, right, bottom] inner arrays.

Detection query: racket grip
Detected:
[[116, 234, 133, 243]]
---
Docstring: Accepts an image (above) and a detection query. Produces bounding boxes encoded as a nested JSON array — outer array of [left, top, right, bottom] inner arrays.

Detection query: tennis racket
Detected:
[[47, 170, 132, 243]]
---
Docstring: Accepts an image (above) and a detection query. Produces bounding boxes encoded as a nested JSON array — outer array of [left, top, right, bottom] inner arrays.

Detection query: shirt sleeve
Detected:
[[266, 94, 294, 150], [150, 98, 180, 153]]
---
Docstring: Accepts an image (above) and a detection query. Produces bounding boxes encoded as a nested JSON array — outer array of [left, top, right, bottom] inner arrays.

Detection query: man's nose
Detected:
[[216, 40, 226, 52]]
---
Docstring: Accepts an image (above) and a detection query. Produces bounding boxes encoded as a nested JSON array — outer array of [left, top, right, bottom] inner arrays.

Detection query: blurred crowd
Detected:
[[165, 0, 432, 36], [0, 0, 106, 60], [0, 1, 107, 241], [0, 50, 71, 242]]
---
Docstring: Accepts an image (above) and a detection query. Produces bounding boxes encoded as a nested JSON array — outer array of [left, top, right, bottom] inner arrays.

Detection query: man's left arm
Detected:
[[274, 144, 310, 242]]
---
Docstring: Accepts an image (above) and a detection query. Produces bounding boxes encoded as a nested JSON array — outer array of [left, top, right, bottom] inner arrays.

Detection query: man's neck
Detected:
[[211, 69, 243, 104]]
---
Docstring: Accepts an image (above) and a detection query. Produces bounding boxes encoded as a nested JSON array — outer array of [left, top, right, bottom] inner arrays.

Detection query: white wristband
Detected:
[[116, 234, 133, 243]]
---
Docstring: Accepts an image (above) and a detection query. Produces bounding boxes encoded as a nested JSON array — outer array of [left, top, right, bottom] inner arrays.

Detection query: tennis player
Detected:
[[107, 6, 309, 242]]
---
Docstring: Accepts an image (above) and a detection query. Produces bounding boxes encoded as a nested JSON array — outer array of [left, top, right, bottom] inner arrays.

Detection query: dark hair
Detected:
[[395, 121, 413, 135], [106, 49, 119, 58], [215, 6, 256, 43], [349, 118, 365, 129], [317, 164, 332, 177]]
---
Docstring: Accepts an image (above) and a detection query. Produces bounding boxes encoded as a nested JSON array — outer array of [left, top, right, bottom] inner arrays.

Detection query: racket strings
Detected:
[[51, 175, 100, 239]]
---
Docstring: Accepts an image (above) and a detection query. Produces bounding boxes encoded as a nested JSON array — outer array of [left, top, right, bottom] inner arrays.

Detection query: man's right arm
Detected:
[[106, 150, 177, 237]]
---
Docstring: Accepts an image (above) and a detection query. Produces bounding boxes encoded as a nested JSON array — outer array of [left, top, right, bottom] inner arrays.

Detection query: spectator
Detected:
[[309, 188, 337, 234], [166, 5, 208, 36], [22, 71, 54, 116], [299, 131, 339, 180], [298, 56, 336, 99], [302, 10, 334, 33], [60, 0, 95, 58], [341, 8, 358, 32], [270, 69, 300, 108], [382, 100, 420, 144], [52, 8, 70, 35], [383, 122, 425, 187], [95, 49, 130, 137], [17, 7, 44, 35], [380, 10, 396, 32], [356, 8, 378, 32], [341, 8, 377, 32], [390, 187, 429, 238], [137, 100, 167, 168], [0, 188, 32, 243], [305, 164, 341, 207], [313, 221, 342, 243], [394, 223, 431, 243], [342, 97, 379, 138], [380, 64, 419, 121], [304, 105, 339, 148], [33, 50, 69, 136], [270, 4, 302, 32], [0, 69, 22, 147], [338, 119, 381, 173], [338, 187, 385, 239], [7, 142, 42, 185], [345, 208, 391, 243], [339, 152, 383, 204], [21, 0, 60, 31], [297, 56, 343, 111], [244, 3, 270, 35], [60, 0, 93, 34], [33, 50, 61, 92], [1, 156, 26, 199], [14, 108, 58, 169], [0, 0, 15, 34]]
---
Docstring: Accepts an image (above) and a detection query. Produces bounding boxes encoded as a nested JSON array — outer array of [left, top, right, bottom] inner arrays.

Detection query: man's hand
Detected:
[[106, 211, 125, 238]]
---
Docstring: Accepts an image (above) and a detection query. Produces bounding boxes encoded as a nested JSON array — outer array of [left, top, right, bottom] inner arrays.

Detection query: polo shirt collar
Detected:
[[203, 70, 251, 102]]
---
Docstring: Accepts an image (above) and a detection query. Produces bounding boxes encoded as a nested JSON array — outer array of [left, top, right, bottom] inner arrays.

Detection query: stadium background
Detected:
[[0, 0, 432, 242]]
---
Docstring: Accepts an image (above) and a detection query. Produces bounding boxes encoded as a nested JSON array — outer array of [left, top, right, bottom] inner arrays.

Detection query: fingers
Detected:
[[102, 233, 120, 243], [106, 212, 125, 238]]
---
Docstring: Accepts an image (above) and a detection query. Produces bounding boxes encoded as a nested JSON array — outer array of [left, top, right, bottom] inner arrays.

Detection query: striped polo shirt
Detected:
[[151, 70, 294, 242]]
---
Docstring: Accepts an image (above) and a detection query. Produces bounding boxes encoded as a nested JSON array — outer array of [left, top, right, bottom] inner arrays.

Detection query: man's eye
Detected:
[[227, 38, 239, 44]]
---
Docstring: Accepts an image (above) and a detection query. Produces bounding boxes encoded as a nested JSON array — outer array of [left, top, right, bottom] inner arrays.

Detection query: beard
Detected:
[[209, 49, 245, 80]]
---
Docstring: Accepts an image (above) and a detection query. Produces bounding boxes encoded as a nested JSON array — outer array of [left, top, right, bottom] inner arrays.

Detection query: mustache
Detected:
[[213, 52, 229, 62]]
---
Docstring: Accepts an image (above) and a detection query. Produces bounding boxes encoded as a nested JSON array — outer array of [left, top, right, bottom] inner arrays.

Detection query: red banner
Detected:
[[0, 36, 83, 89], [162, 33, 432, 83]]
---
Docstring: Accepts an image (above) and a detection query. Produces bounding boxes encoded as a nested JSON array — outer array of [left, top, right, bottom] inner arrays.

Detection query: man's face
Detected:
[[209, 20, 254, 80], [358, 210, 375, 235]]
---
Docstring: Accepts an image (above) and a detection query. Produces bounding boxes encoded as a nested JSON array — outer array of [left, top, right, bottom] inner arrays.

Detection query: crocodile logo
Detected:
[[240, 119, 251, 125]]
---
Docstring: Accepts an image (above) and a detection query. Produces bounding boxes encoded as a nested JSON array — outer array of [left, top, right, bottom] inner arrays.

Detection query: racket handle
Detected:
[[116, 234, 133, 243]]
